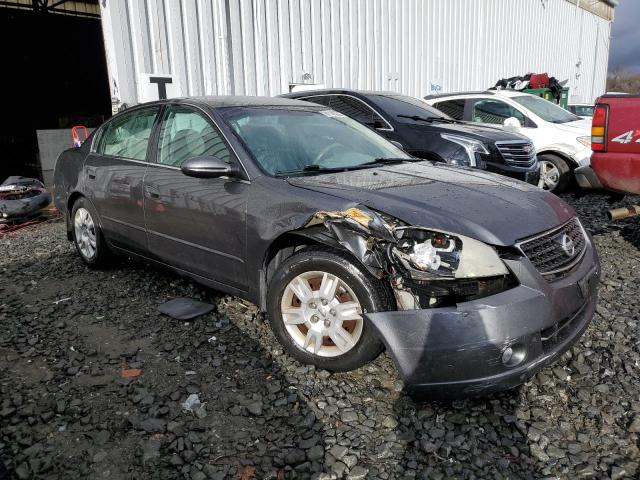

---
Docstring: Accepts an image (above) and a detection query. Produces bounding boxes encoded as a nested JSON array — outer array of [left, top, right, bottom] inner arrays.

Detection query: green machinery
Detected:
[[521, 87, 570, 109]]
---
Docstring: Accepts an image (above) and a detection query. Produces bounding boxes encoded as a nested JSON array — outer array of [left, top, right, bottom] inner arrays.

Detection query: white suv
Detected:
[[424, 90, 592, 192]]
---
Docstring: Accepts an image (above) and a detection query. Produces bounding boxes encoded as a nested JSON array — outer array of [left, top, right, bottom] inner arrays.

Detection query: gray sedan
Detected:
[[53, 96, 599, 398]]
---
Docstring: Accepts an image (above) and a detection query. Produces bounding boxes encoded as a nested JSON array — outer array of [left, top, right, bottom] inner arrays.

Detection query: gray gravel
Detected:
[[1, 192, 639, 479]]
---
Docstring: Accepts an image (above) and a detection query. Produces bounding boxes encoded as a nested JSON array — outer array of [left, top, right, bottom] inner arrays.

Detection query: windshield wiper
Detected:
[[369, 157, 418, 164], [276, 158, 417, 177], [397, 114, 457, 124], [275, 164, 363, 176]]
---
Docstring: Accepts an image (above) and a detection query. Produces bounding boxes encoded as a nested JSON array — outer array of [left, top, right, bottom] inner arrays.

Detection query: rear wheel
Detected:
[[71, 197, 110, 268], [267, 247, 389, 372], [537, 153, 571, 193]]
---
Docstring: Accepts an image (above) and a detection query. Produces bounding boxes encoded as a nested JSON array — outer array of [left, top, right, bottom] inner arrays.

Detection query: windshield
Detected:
[[513, 95, 580, 124], [220, 107, 411, 176], [369, 94, 454, 123]]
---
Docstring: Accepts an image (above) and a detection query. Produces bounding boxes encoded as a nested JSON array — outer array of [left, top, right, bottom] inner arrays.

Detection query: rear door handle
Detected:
[[86, 167, 96, 180]]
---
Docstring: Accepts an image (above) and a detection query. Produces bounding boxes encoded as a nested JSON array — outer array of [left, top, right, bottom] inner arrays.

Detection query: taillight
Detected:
[[592, 104, 608, 152]]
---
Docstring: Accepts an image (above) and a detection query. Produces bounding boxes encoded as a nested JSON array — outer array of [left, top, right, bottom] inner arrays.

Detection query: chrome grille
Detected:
[[517, 218, 587, 278], [495, 141, 537, 167]]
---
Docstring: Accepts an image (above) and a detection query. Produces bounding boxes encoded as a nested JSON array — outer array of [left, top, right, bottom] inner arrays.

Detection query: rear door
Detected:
[[86, 106, 160, 254], [143, 104, 249, 291]]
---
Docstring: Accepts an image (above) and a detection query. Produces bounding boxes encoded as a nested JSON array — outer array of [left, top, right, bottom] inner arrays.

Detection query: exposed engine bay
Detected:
[[0, 176, 52, 224], [301, 207, 516, 310]]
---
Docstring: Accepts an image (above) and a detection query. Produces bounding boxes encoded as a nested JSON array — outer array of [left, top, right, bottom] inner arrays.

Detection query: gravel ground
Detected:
[[1, 192, 639, 480]]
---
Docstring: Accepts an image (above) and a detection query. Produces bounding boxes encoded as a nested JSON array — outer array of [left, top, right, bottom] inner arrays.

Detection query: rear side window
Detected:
[[157, 105, 231, 167], [328, 95, 388, 128], [299, 95, 332, 107], [572, 105, 594, 117], [98, 107, 159, 160], [471, 99, 525, 124], [433, 99, 465, 120]]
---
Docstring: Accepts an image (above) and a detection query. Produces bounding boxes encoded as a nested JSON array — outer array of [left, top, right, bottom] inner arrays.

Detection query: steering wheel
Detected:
[[315, 143, 347, 164]]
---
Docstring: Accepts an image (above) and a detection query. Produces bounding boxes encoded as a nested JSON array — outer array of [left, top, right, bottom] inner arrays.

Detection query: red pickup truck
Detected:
[[587, 94, 640, 196]]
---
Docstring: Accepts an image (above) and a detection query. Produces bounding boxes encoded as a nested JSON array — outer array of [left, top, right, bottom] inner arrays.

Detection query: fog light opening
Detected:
[[501, 344, 526, 367]]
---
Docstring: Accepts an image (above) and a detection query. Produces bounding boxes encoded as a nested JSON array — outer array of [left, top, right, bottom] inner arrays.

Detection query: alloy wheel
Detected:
[[280, 271, 364, 357], [74, 207, 97, 260], [538, 160, 561, 191]]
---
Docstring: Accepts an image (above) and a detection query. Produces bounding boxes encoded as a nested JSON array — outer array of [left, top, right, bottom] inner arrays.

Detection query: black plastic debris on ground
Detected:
[[158, 297, 214, 320]]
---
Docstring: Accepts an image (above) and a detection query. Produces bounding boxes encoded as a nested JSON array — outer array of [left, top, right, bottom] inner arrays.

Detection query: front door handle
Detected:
[[144, 185, 160, 199], [86, 167, 96, 180]]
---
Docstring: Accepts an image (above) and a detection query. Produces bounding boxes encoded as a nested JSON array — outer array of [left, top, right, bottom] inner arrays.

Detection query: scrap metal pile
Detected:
[[492, 72, 567, 102], [0, 176, 53, 234]]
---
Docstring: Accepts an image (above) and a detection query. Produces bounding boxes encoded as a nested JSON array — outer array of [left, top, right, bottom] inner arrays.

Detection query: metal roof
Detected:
[[0, 0, 100, 18], [565, 0, 616, 20]]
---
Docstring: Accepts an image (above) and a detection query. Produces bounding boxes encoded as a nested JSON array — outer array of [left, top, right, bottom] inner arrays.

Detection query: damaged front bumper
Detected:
[[365, 240, 600, 399]]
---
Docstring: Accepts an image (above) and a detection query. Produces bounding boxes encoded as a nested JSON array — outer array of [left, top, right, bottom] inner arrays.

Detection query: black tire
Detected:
[[70, 197, 110, 268], [267, 246, 391, 372], [538, 153, 571, 193]]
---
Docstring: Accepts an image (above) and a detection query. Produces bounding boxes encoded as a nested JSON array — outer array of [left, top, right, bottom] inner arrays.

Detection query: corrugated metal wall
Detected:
[[101, 0, 612, 107]]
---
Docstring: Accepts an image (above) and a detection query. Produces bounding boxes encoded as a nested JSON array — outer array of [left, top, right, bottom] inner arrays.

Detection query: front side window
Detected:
[[98, 107, 159, 160], [157, 105, 231, 167], [512, 95, 580, 124], [327, 95, 388, 128], [433, 99, 465, 120], [220, 107, 409, 176], [471, 99, 526, 125], [369, 95, 452, 124]]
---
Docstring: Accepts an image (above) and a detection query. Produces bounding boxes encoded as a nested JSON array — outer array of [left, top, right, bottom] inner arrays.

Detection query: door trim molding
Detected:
[[146, 228, 245, 264]]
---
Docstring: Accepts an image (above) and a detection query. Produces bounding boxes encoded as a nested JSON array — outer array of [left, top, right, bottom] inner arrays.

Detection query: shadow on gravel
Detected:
[[0, 249, 326, 479], [390, 390, 542, 479]]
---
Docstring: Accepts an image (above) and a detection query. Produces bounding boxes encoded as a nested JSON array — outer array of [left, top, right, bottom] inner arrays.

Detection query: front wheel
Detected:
[[267, 247, 390, 372], [537, 154, 571, 193]]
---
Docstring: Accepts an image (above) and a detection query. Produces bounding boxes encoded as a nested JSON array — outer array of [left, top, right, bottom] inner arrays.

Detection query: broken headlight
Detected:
[[390, 227, 513, 308], [391, 227, 508, 280]]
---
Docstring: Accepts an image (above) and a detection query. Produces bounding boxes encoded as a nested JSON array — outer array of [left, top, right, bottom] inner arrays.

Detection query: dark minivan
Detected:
[[281, 89, 540, 184]]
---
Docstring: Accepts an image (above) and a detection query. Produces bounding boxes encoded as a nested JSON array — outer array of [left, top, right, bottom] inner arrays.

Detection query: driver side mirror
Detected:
[[503, 117, 522, 132], [390, 140, 405, 150], [181, 156, 237, 179]]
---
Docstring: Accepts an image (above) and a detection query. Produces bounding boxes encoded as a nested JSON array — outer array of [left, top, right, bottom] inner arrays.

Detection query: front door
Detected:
[[143, 104, 248, 291], [85, 106, 160, 254]]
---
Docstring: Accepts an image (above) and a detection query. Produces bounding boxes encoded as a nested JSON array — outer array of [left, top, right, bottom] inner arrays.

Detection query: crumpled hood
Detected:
[[287, 162, 575, 246]]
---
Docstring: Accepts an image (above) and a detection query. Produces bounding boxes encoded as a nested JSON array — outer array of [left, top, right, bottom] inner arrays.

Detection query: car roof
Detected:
[[424, 91, 495, 100], [136, 95, 318, 109], [424, 90, 534, 100], [281, 88, 403, 98]]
